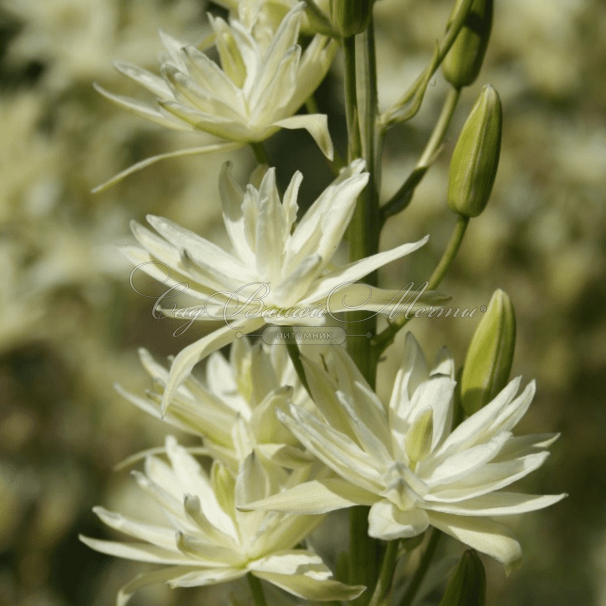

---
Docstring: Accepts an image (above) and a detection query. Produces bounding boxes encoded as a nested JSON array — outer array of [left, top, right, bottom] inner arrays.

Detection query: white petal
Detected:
[[93, 83, 186, 131], [335, 390, 392, 463], [183, 45, 244, 110], [279, 407, 383, 493], [93, 507, 176, 549], [407, 375, 455, 451], [424, 431, 512, 485], [368, 500, 429, 540], [426, 511, 522, 570], [219, 162, 254, 261], [273, 113, 334, 159], [285, 160, 365, 268], [79, 535, 191, 565], [425, 491, 566, 516], [255, 168, 286, 283], [167, 567, 245, 588], [252, 571, 365, 601], [427, 452, 552, 502], [112, 60, 174, 98], [271, 254, 322, 308], [309, 237, 429, 305], [92, 141, 244, 193], [147, 215, 248, 283], [241, 478, 378, 514], [433, 377, 522, 459], [249, 549, 327, 577], [160, 319, 265, 416], [116, 566, 201, 606]]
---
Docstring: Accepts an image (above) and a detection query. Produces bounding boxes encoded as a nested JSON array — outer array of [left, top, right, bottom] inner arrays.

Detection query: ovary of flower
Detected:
[[116, 336, 314, 471], [124, 159, 431, 416], [93, 3, 336, 189], [242, 334, 566, 570], [81, 436, 364, 605]]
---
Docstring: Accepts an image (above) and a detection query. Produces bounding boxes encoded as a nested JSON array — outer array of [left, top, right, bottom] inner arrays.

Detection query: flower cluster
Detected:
[[82, 2, 566, 605]]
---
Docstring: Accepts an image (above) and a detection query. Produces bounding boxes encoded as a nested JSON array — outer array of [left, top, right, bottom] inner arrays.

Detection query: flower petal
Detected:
[[116, 566, 202, 606], [160, 319, 265, 416], [241, 478, 378, 514], [252, 571, 366, 601], [368, 500, 429, 540], [424, 491, 566, 516], [426, 511, 522, 571], [92, 141, 244, 193], [274, 114, 334, 159]]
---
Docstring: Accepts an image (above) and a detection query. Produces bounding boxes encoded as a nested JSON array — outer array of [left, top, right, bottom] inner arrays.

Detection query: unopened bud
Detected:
[[443, 0, 494, 89], [329, 0, 373, 37], [439, 550, 486, 606], [448, 85, 502, 218], [461, 289, 516, 416]]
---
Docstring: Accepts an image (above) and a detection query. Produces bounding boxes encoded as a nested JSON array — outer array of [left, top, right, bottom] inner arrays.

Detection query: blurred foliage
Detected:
[[0, 0, 604, 605]]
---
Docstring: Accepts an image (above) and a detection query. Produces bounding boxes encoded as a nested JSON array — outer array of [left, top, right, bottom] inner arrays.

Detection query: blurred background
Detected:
[[0, 0, 604, 604]]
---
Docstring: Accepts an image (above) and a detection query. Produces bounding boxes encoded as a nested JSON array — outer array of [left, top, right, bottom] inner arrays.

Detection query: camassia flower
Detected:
[[81, 437, 364, 605], [243, 334, 566, 570], [117, 337, 314, 471], [125, 159, 436, 415], [93, 2, 336, 190]]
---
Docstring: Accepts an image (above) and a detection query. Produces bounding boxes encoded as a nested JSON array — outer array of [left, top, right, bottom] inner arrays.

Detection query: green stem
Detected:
[[346, 23, 380, 387], [349, 507, 382, 606], [343, 35, 361, 162], [343, 21, 383, 606], [399, 530, 441, 606], [427, 214, 469, 290], [250, 142, 268, 164], [372, 215, 470, 355], [281, 326, 312, 397], [381, 0, 474, 127], [381, 87, 461, 222], [248, 573, 268, 606], [418, 87, 461, 167], [368, 540, 400, 606]]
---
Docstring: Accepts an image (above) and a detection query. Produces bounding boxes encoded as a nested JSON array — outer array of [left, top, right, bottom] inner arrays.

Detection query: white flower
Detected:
[[213, 0, 331, 36], [81, 436, 364, 605], [94, 3, 336, 189], [117, 337, 314, 470], [125, 159, 435, 415], [243, 334, 566, 570]]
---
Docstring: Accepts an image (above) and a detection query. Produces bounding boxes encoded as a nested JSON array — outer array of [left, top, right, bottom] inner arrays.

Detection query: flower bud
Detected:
[[461, 289, 516, 416], [443, 0, 494, 89], [329, 0, 373, 37], [439, 550, 486, 606], [448, 85, 502, 218]]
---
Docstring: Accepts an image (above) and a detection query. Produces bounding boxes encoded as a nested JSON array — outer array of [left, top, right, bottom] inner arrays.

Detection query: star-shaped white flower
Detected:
[[125, 160, 435, 415], [94, 2, 336, 189], [243, 334, 566, 570], [117, 337, 314, 471], [81, 437, 364, 605]]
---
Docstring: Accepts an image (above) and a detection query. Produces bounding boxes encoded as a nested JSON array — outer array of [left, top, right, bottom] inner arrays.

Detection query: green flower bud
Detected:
[[329, 0, 373, 37], [448, 85, 502, 218], [439, 550, 486, 606], [461, 289, 516, 416], [443, 0, 494, 89]]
